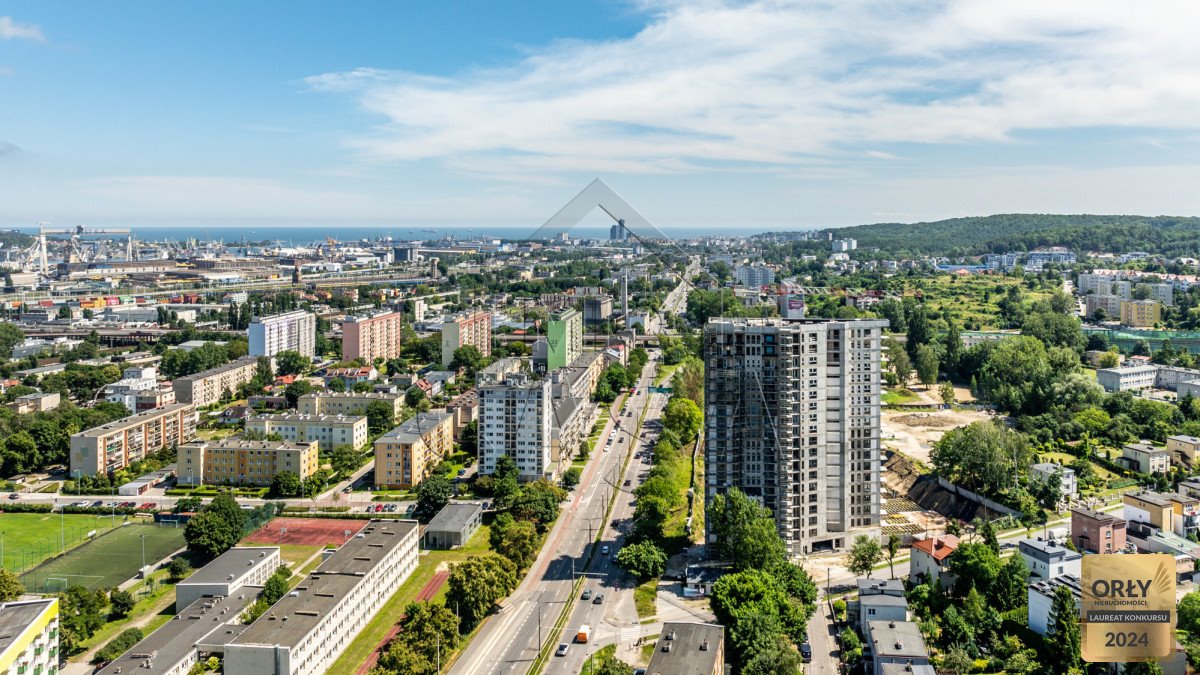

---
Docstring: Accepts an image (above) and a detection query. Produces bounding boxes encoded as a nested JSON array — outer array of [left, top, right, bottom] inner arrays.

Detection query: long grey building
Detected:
[[703, 317, 887, 555], [223, 520, 419, 675]]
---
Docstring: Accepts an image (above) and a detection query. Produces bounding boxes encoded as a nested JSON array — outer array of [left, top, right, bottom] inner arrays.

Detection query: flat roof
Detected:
[[299, 391, 401, 401], [177, 547, 279, 587], [232, 520, 417, 650], [251, 413, 366, 424], [1029, 573, 1082, 601], [425, 502, 482, 534], [179, 438, 312, 452], [868, 620, 928, 660], [74, 402, 192, 437], [377, 411, 454, 445], [96, 594, 255, 675], [0, 600, 56, 656], [174, 356, 257, 383], [644, 622, 724, 675]]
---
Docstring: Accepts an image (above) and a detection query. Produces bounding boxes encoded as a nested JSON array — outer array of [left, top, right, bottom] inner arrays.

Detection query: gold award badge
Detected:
[[1081, 553, 1176, 662]]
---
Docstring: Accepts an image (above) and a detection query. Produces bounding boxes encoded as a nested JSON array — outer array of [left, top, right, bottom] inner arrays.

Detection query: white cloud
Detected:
[[306, 0, 1200, 178], [0, 16, 44, 42], [864, 151, 899, 160]]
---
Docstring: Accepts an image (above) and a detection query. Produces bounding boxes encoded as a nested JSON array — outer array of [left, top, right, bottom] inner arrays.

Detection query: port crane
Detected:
[[34, 224, 134, 274]]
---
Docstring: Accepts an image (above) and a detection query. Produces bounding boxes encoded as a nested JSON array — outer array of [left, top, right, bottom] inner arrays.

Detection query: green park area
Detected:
[[0, 512, 129, 574], [19, 521, 185, 593]]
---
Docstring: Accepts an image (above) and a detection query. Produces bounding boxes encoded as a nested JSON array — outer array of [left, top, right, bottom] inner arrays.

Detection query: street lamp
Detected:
[[140, 533, 147, 579]]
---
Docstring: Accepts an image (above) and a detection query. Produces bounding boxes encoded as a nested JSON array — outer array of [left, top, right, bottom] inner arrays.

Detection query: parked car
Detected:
[[600, 545, 610, 554], [7, 493, 18, 500], [92, 500, 104, 507], [800, 642, 812, 662], [374, 504, 384, 512]]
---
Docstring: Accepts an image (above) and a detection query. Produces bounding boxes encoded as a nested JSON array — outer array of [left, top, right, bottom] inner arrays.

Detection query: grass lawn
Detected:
[[1038, 451, 1117, 480], [70, 568, 179, 660], [326, 524, 493, 675], [0, 512, 127, 573], [583, 644, 621, 671], [654, 363, 679, 386], [881, 388, 921, 405], [20, 522, 185, 593], [634, 580, 657, 620]]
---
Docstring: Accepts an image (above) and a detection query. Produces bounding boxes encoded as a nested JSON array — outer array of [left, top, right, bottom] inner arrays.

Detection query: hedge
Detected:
[[93, 627, 145, 664]]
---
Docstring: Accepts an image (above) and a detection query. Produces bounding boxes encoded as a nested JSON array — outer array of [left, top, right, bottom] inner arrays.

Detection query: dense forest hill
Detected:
[[0, 231, 33, 248], [798, 214, 1200, 257]]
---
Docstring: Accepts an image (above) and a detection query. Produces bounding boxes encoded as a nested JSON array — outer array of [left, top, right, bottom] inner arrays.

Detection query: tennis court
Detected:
[[19, 521, 185, 592], [243, 517, 366, 547]]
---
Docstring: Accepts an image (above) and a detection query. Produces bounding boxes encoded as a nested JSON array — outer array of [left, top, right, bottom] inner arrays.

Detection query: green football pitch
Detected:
[[0, 512, 129, 574], [17, 521, 185, 592]]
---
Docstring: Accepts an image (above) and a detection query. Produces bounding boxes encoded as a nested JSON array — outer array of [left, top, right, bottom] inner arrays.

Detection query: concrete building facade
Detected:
[[175, 546, 282, 610], [441, 309, 492, 367], [70, 403, 197, 477], [0, 599, 59, 675], [342, 311, 404, 362], [296, 391, 404, 419], [245, 413, 368, 452], [1120, 299, 1162, 327], [1096, 364, 1157, 392], [177, 438, 318, 487], [373, 410, 456, 489], [224, 520, 420, 675], [479, 371, 553, 480], [703, 317, 887, 554], [249, 310, 316, 359], [545, 308, 583, 372], [173, 357, 260, 408]]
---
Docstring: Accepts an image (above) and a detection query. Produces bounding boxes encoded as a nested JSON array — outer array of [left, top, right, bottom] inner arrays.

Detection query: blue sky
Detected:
[[2, 1, 1200, 231]]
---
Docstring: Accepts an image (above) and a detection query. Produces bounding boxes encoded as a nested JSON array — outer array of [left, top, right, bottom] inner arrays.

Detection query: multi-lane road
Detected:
[[548, 385, 670, 673], [449, 357, 661, 675]]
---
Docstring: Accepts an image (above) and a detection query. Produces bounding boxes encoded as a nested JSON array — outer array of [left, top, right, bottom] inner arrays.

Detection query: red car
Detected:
[[374, 504, 384, 512]]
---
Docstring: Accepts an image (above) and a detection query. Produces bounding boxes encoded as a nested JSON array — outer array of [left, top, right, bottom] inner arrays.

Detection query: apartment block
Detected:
[[582, 296, 613, 324], [1120, 299, 1162, 327], [545, 307, 583, 372], [479, 370, 553, 480], [734, 264, 775, 286], [1070, 506, 1127, 554], [703, 317, 887, 555], [0, 599, 59, 675], [374, 410, 456, 489], [296, 391, 404, 419], [173, 357, 260, 408], [1083, 293, 1123, 320], [342, 310, 404, 362], [441, 309, 492, 367], [176, 437, 318, 487], [249, 310, 317, 359], [245, 413, 368, 452], [225, 520, 419, 675], [70, 403, 197, 477]]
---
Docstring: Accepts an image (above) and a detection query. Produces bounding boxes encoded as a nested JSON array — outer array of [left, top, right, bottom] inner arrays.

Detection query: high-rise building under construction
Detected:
[[703, 317, 887, 555]]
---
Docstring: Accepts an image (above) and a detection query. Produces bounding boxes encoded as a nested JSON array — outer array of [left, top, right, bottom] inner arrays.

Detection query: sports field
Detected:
[[19, 522, 185, 592], [0, 512, 128, 573], [243, 517, 366, 548]]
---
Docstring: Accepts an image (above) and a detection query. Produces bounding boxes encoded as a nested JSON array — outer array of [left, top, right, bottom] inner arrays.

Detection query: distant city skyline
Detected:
[[2, 1, 1200, 228]]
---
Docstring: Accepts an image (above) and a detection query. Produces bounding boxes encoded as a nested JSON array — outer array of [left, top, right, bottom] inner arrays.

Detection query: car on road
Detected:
[[555, 643, 569, 657], [600, 545, 609, 554], [342, 486, 352, 493], [581, 589, 592, 600], [7, 493, 18, 500], [800, 642, 812, 662], [592, 594, 604, 604], [623, 479, 631, 486]]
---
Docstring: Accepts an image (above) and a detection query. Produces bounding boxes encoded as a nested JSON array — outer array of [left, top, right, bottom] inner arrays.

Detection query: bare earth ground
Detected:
[[881, 385, 992, 464]]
